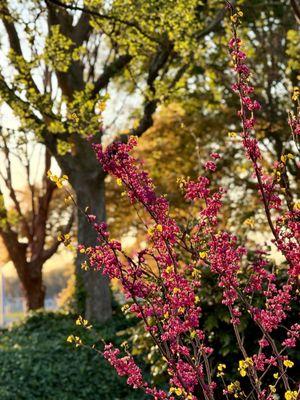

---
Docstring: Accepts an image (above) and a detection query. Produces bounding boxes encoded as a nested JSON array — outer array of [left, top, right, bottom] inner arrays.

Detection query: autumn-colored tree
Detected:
[[0, 129, 73, 310], [104, 1, 299, 241]]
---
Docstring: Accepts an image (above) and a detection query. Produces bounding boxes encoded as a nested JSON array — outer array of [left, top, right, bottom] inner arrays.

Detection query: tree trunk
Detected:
[[72, 172, 112, 323], [52, 136, 112, 323], [22, 263, 45, 310]]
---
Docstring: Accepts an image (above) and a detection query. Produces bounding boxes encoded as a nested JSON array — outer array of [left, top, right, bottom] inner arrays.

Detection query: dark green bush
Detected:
[[0, 311, 146, 400]]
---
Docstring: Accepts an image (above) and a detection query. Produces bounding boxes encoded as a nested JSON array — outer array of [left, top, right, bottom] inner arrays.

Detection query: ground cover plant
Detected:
[[0, 311, 145, 400], [68, 4, 300, 400]]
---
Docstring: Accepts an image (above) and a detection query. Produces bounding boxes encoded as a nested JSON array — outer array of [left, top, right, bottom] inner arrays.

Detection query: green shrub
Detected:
[[0, 311, 146, 400]]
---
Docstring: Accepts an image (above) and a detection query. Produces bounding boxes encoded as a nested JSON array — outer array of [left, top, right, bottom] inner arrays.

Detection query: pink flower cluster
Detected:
[[282, 323, 300, 348], [251, 284, 292, 332], [91, 138, 214, 398], [87, 132, 299, 398], [78, 5, 299, 400], [103, 343, 144, 389]]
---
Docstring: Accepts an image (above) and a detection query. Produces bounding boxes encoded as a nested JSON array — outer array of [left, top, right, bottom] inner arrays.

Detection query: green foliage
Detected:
[[286, 29, 300, 72], [44, 26, 73, 72], [0, 311, 146, 400]]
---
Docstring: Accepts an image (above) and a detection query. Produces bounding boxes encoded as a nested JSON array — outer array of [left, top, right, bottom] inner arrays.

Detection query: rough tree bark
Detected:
[[72, 172, 112, 322], [52, 136, 112, 322]]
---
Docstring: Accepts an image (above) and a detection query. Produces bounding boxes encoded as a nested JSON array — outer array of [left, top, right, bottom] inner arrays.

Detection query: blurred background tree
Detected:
[[0, 128, 73, 309], [105, 0, 299, 243]]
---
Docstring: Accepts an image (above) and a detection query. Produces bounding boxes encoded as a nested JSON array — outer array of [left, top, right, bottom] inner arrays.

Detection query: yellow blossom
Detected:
[[47, 170, 68, 189], [238, 358, 253, 377], [76, 315, 92, 329], [285, 391, 299, 400], [199, 251, 207, 259], [67, 335, 75, 343], [116, 178, 122, 186], [165, 265, 173, 274], [273, 372, 279, 379], [218, 363, 226, 371], [281, 155, 287, 163], [283, 359, 294, 368], [243, 218, 255, 228], [192, 269, 201, 278], [156, 224, 163, 232], [217, 363, 226, 377], [147, 226, 155, 235], [190, 330, 197, 339], [121, 304, 129, 313], [74, 336, 82, 347], [147, 223, 163, 234], [170, 387, 183, 396], [174, 388, 182, 396], [294, 202, 300, 211], [227, 381, 240, 393], [269, 385, 276, 393], [292, 86, 299, 101], [66, 335, 82, 347], [81, 261, 89, 271]]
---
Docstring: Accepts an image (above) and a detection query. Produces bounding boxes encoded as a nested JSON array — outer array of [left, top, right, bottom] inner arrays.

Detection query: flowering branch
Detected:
[[70, 3, 300, 400]]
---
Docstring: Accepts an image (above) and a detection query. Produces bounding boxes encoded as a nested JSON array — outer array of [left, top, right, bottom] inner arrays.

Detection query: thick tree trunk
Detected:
[[72, 172, 112, 323], [51, 136, 112, 323], [21, 263, 45, 310]]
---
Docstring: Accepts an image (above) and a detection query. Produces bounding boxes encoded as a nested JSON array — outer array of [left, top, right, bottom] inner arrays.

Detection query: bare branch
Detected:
[[0, 0, 42, 96], [291, 0, 300, 22], [0, 129, 32, 241], [45, 0, 159, 43], [0, 188, 27, 274], [0, 1, 22, 55], [195, 4, 231, 40], [41, 209, 74, 263], [30, 150, 56, 260], [91, 54, 132, 97], [0, 76, 65, 160]]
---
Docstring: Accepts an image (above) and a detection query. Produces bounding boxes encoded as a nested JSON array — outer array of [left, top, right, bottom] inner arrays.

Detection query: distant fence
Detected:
[[4, 297, 58, 313], [0, 269, 60, 326], [1, 295, 58, 326]]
